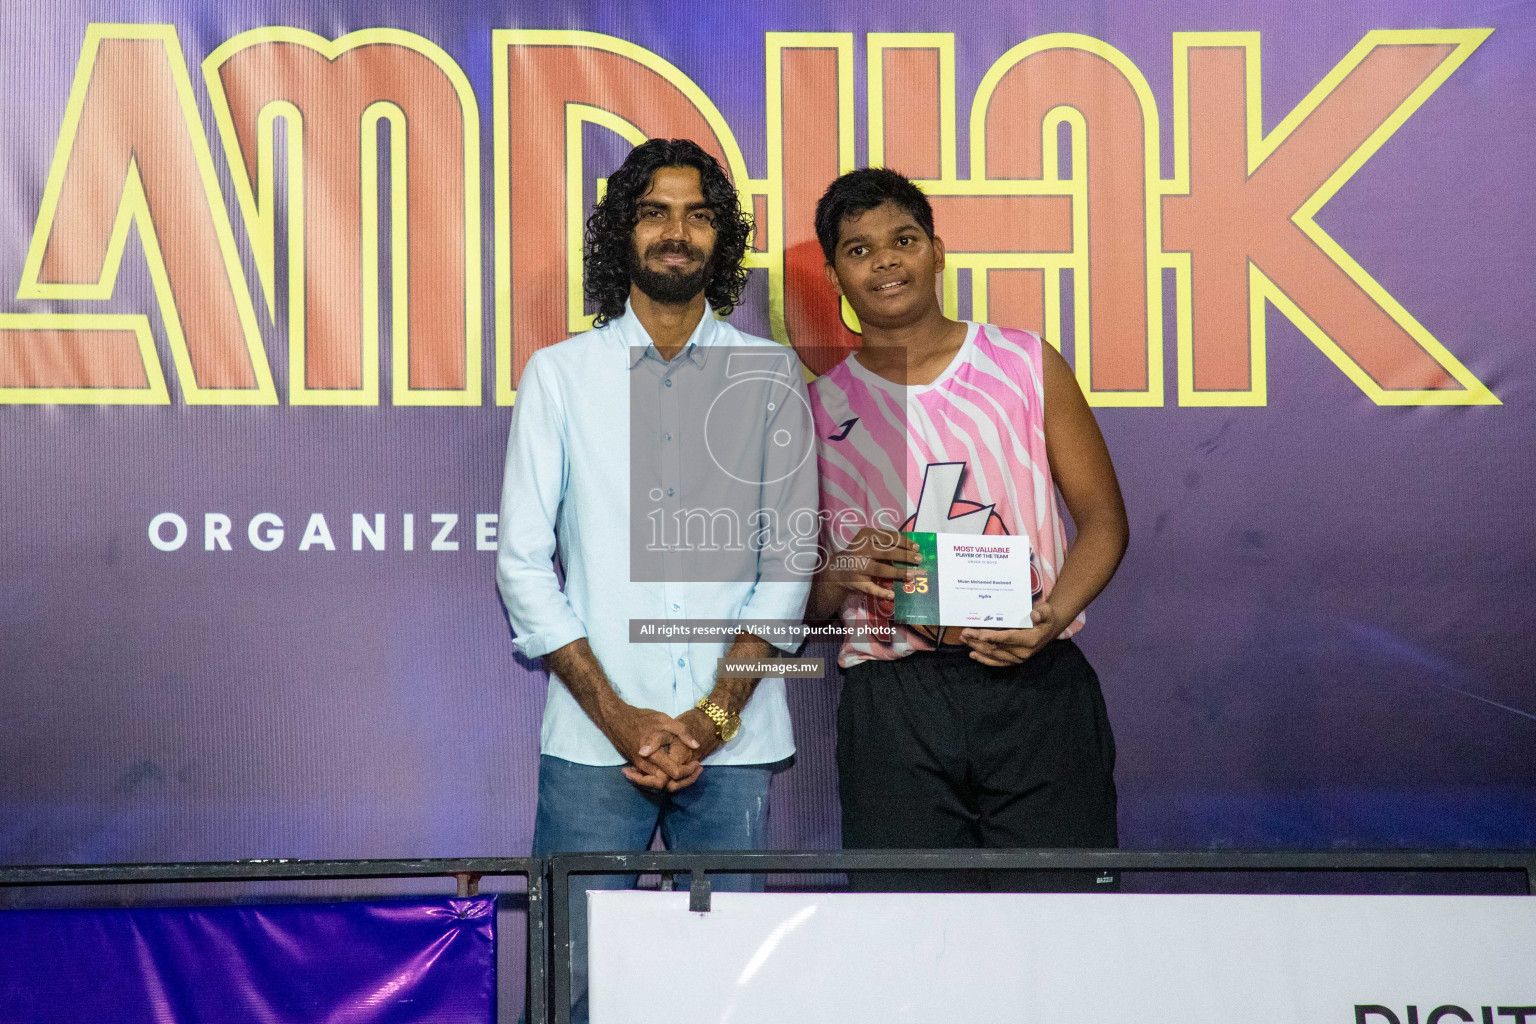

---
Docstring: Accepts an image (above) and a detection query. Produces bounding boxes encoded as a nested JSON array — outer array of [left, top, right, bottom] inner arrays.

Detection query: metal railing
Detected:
[[546, 848, 1536, 1024], [7, 849, 1536, 1024], [0, 856, 546, 1024]]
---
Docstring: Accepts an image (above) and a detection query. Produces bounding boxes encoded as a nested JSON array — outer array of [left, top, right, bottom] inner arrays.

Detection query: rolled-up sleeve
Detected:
[[737, 363, 818, 653], [496, 353, 587, 658]]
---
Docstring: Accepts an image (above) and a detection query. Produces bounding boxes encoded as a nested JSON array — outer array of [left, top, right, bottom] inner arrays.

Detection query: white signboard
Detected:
[[589, 891, 1536, 1024]]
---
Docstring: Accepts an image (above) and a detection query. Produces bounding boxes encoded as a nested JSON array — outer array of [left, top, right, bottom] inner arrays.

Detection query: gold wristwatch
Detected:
[[695, 697, 741, 743]]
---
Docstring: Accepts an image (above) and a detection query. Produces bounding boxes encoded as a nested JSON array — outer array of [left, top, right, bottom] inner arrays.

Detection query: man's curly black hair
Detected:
[[584, 139, 754, 327]]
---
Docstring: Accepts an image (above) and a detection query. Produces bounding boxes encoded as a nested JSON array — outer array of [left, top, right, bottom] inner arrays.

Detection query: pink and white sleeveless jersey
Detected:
[[809, 322, 1082, 667]]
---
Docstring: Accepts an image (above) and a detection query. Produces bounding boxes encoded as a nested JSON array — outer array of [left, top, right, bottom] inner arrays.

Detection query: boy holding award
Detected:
[[805, 169, 1129, 886]]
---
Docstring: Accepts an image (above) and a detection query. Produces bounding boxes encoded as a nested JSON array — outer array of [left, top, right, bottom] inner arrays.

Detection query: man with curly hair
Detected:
[[497, 139, 814, 1022]]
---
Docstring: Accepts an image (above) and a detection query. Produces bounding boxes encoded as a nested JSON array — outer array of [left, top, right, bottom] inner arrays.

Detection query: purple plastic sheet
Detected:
[[0, 896, 496, 1024]]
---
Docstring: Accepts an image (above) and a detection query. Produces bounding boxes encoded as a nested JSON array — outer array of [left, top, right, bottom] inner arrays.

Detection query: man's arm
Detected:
[[662, 358, 814, 769], [671, 630, 774, 764], [962, 339, 1128, 665], [496, 354, 699, 787], [496, 352, 588, 659], [545, 638, 702, 790]]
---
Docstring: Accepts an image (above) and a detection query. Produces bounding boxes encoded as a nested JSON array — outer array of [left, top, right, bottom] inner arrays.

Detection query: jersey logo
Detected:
[[828, 417, 858, 441], [907, 462, 1001, 535]]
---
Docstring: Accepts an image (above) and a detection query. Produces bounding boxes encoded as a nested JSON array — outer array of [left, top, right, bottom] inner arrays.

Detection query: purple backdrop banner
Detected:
[[0, 0, 1533, 877], [0, 896, 497, 1022]]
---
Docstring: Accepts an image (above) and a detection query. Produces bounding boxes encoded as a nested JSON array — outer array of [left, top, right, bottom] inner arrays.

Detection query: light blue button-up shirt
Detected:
[[496, 303, 814, 766]]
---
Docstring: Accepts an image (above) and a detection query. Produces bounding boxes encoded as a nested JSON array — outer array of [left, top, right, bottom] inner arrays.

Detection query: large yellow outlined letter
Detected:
[[1161, 31, 1497, 406], [205, 28, 482, 406], [14, 25, 271, 404]]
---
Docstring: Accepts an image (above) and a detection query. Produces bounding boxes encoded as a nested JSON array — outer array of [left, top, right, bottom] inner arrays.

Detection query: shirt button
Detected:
[[663, 432, 672, 442], [671, 602, 681, 611], [677, 657, 687, 667], [666, 487, 675, 497], [664, 378, 673, 388]]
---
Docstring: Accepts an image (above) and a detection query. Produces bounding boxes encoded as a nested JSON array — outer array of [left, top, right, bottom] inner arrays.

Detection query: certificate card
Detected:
[[893, 532, 1035, 628]]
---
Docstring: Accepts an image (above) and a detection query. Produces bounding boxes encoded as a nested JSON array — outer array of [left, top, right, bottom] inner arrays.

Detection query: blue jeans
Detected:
[[531, 754, 775, 1024]]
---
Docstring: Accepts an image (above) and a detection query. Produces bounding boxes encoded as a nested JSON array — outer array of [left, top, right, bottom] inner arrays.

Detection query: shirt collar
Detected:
[[618, 298, 721, 369]]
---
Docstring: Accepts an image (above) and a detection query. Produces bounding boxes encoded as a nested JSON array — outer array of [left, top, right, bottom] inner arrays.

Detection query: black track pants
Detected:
[[837, 638, 1118, 892]]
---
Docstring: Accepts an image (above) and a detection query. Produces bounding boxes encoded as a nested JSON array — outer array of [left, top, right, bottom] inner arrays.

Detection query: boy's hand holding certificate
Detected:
[[893, 531, 1036, 628]]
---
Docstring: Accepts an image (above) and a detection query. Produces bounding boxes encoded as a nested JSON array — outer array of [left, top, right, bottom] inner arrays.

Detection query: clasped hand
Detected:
[[605, 704, 720, 792]]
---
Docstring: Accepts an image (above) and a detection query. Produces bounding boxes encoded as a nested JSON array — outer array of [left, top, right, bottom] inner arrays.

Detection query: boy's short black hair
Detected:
[[814, 167, 935, 263]]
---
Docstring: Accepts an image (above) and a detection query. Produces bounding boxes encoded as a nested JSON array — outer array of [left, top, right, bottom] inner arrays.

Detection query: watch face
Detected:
[[719, 718, 740, 742]]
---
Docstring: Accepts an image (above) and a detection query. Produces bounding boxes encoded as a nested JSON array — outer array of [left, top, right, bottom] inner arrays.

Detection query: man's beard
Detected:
[[628, 238, 712, 305]]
